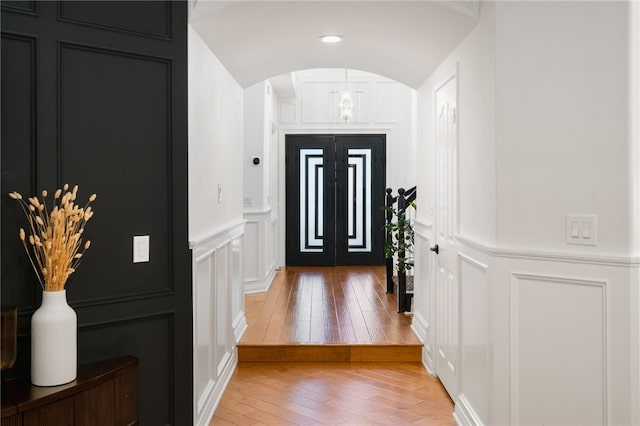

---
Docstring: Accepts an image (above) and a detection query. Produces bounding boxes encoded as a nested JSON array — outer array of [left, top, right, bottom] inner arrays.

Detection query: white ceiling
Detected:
[[189, 1, 479, 89]]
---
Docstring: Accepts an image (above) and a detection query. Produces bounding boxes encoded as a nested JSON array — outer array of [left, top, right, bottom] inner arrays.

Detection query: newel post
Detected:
[[385, 188, 395, 294]]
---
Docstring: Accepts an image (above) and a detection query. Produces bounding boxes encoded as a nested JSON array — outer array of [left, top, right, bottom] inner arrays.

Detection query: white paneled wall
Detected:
[[413, 232, 636, 426], [243, 210, 278, 293], [414, 2, 639, 425], [412, 219, 435, 370], [191, 223, 246, 426], [457, 249, 490, 425], [489, 250, 636, 426], [188, 24, 246, 426]]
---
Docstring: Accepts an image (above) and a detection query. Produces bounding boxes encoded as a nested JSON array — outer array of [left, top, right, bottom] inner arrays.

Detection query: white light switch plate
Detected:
[[566, 214, 597, 246], [133, 235, 150, 263]]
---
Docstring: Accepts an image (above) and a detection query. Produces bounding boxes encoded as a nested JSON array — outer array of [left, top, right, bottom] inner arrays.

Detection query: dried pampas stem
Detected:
[[10, 185, 97, 291]]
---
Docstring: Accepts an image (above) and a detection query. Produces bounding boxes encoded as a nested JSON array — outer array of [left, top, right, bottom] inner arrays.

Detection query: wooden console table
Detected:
[[1, 356, 137, 426]]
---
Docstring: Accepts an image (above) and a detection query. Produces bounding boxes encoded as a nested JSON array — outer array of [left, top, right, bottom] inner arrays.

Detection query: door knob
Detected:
[[430, 244, 439, 255]]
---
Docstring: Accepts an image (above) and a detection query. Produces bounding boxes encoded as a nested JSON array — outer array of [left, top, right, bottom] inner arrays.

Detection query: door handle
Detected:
[[430, 244, 439, 255]]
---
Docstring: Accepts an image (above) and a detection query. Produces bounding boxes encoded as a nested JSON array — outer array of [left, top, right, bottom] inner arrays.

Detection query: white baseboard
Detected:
[[244, 266, 276, 294], [233, 311, 248, 342], [196, 349, 238, 426], [411, 311, 428, 342], [454, 394, 484, 426], [411, 312, 434, 374]]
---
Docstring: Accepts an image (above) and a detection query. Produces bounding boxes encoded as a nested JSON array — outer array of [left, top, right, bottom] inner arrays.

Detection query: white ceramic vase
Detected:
[[31, 290, 77, 386]]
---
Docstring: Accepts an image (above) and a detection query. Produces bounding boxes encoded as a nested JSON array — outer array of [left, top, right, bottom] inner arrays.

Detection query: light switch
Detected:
[[133, 235, 150, 263], [566, 214, 597, 246], [570, 221, 580, 238], [218, 184, 222, 204], [243, 195, 253, 207]]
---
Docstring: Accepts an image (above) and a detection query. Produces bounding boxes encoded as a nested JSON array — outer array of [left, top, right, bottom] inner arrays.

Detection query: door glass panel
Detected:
[[347, 148, 372, 253], [300, 149, 323, 252]]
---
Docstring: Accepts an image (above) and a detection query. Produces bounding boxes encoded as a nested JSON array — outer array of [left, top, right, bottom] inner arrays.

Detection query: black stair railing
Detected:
[[385, 188, 397, 294], [384, 186, 416, 313]]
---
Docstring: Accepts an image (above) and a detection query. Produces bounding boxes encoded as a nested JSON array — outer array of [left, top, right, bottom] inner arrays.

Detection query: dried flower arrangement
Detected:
[[9, 184, 96, 292]]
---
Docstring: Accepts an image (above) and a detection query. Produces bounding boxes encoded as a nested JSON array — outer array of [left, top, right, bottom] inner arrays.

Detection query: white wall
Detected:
[[243, 83, 266, 209], [630, 3, 640, 424], [188, 25, 246, 426], [279, 69, 417, 191], [243, 81, 280, 292], [189, 26, 244, 239], [414, 2, 639, 426], [495, 1, 630, 255]]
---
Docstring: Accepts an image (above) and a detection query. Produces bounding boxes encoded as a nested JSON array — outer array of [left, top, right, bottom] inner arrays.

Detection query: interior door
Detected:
[[285, 134, 385, 266], [434, 75, 459, 399]]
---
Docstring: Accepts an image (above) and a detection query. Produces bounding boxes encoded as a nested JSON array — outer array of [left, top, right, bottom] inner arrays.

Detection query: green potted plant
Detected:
[[383, 201, 416, 274]]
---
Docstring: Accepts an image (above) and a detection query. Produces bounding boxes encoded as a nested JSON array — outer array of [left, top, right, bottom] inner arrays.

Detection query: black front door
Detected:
[[285, 134, 386, 266]]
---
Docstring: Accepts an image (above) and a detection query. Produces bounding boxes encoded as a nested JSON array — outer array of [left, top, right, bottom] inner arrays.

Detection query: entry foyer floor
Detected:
[[210, 266, 455, 425]]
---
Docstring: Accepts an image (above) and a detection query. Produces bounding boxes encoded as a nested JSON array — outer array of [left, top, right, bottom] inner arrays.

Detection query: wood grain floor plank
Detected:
[[217, 267, 453, 425], [211, 361, 454, 425], [240, 266, 421, 345]]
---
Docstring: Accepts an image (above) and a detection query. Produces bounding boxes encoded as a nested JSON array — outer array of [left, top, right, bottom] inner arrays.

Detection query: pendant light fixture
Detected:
[[332, 69, 363, 123]]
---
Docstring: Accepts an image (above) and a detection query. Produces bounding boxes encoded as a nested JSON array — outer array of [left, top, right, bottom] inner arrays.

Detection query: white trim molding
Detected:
[[190, 221, 245, 249], [455, 394, 485, 426], [455, 234, 640, 267]]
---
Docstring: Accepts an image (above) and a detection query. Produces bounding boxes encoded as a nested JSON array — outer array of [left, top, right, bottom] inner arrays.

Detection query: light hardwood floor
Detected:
[[210, 362, 455, 425], [211, 266, 455, 425], [240, 266, 421, 345]]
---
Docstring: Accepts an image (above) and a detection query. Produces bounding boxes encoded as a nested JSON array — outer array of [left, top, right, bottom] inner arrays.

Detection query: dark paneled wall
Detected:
[[1, 2, 192, 424]]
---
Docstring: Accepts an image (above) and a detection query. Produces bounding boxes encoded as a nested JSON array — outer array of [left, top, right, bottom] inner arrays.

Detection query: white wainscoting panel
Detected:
[[194, 247, 214, 405], [411, 233, 634, 425], [457, 251, 490, 426], [230, 237, 247, 342], [414, 219, 434, 372], [510, 272, 607, 426], [243, 220, 259, 283], [266, 214, 278, 277], [191, 222, 246, 426], [244, 209, 277, 294], [215, 245, 230, 376]]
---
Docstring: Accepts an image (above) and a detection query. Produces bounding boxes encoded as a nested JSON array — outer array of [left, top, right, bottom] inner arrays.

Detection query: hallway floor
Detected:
[[210, 266, 455, 425], [210, 362, 455, 425], [240, 266, 421, 344]]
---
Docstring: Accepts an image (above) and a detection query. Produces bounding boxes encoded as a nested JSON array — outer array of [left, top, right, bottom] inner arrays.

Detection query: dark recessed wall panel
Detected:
[[1, 34, 39, 317], [78, 314, 173, 425], [60, 43, 172, 302], [59, 1, 171, 39], [1, 2, 191, 424], [1, 1, 36, 15]]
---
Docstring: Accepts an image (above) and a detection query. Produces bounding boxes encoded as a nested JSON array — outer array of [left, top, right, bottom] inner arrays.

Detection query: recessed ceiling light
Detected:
[[319, 35, 344, 44]]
